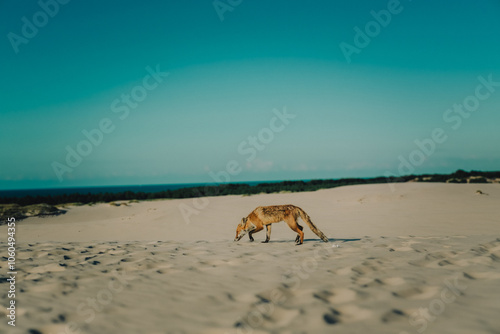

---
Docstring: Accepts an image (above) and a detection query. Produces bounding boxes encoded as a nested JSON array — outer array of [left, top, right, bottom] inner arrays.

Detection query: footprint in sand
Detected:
[[392, 286, 440, 300], [265, 307, 300, 327], [323, 305, 372, 325], [381, 309, 406, 323], [323, 308, 341, 324], [410, 251, 460, 268], [313, 288, 359, 304], [235, 302, 299, 329], [463, 271, 500, 280], [28, 263, 66, 274], [376, 277, 406, 286], [388, 239, 420, 252], [253, 286, 293, 304], [351, 258, 386, 275], [357, 276, 406, 288]]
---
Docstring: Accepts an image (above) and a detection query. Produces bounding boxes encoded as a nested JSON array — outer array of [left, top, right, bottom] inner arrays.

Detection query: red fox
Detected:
[[234, 205, 329, 245]]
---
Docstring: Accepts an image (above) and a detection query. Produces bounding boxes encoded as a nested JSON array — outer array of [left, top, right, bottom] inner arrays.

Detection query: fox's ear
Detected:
[[240, 217, 247, 226]]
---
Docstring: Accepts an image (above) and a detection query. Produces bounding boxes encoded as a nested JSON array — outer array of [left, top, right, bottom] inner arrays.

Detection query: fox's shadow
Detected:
[[258, 238, 361, 244]]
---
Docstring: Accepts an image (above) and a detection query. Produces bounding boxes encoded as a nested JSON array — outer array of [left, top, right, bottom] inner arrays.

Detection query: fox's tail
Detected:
[[296, 207, 329, 242]]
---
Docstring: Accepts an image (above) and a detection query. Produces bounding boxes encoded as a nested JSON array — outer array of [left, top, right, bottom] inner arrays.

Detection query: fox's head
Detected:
[[234, 217, 249, 241]]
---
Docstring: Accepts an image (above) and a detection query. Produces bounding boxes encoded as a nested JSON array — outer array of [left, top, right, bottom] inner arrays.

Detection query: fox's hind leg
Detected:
[[294, 224, 303, 243], [285, 217, 304, 245], [262, 224, 272, 243]]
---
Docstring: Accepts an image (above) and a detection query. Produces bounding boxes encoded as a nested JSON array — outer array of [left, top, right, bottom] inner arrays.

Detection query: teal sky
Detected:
[[1, 0, 500, 190]]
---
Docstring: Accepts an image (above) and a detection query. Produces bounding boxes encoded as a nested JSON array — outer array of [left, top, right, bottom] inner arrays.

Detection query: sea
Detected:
[[0, 181, 283, 199]]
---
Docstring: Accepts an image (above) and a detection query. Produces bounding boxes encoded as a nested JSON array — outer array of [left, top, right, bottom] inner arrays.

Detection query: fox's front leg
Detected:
[[248, 225, 263, 242], [262, 225, 272, 243]]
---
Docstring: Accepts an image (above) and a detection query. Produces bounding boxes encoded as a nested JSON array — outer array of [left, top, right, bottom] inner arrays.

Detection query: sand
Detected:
[[1, 183, 499, 334]]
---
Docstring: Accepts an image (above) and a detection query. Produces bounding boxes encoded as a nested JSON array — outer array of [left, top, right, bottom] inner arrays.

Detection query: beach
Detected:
[[1, 182, 500, 334]]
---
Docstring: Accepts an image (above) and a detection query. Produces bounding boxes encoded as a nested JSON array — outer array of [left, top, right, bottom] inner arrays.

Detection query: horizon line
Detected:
[[1, 169, 497, 193]]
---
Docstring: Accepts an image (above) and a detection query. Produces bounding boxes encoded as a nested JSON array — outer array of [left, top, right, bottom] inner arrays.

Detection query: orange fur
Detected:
[[234, 205, 329, 245]]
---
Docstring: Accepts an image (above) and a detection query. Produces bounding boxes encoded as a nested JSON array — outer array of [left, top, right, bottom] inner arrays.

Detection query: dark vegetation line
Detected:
[[1, 170, 498, 207]]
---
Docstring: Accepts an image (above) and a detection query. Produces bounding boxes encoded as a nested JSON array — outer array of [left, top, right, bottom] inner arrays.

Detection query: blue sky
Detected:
[[1, 0, 500, 190]]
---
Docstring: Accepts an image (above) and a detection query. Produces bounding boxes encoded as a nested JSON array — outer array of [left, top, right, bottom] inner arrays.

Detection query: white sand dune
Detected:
[[1, 183, 499, 334]]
